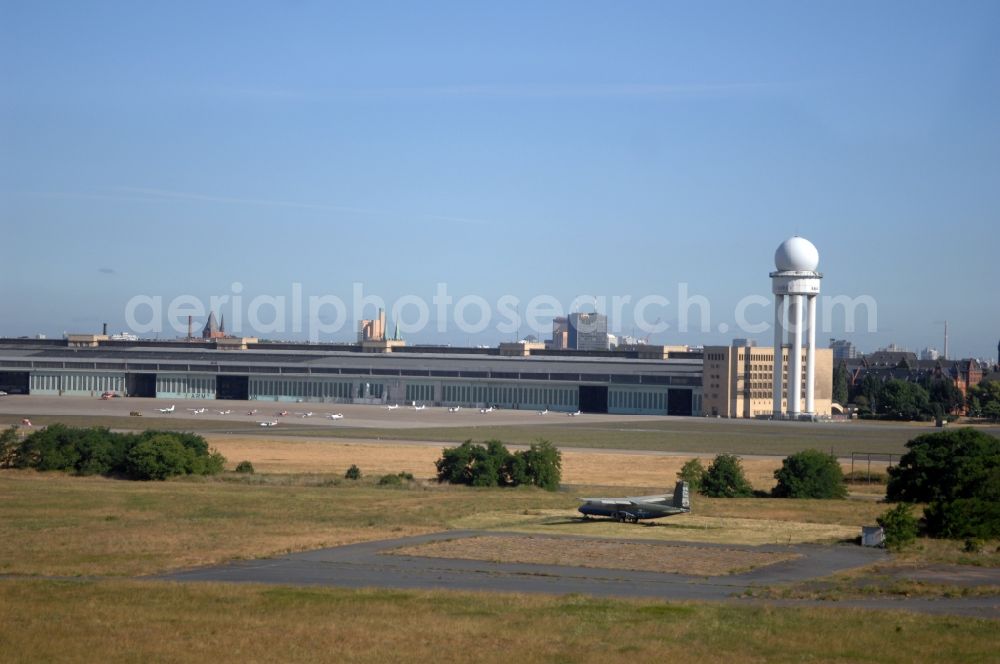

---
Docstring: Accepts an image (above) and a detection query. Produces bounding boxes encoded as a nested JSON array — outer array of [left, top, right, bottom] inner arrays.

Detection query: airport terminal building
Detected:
[[0, 338, 704, 416]]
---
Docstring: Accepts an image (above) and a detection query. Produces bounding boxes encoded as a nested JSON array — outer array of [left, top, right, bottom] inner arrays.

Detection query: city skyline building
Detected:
[[567, 313, 609, 352], [829, 338, 857, 361], [920, 347, 941, 361]]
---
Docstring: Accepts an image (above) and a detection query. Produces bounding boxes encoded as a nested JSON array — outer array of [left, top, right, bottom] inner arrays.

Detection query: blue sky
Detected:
[[2, 1, 998, 358]]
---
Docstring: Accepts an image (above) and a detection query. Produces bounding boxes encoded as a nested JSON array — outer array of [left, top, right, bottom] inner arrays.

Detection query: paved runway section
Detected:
[[0, 394, 669, 430], [158, 532, 999, 618], [157, 530, 999, 618], [161, 531, 881, 601]]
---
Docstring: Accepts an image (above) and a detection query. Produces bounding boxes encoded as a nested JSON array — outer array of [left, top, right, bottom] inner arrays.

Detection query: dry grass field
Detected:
[[0, 433, 893, 577], [448, 510, 866, 546], [1, 579, 997, 664], [390, 534, 801, 575], [0, 471, 570, 577], [1, 421, 996, 663], [206, 433, 890, 493]]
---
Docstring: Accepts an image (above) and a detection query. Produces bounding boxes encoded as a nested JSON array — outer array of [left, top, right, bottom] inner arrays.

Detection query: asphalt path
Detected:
[[159, 530, 1000, 619]]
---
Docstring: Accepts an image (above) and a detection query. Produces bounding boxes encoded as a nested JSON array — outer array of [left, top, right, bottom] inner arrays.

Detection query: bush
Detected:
[[125, 434, 191, 481], [677, 458, 706, 492], [887, 428, 1000, 539], [701, 454, 754, 498], [924, 497, 1000, 540], [877, 503, 919, 550], [964, 538, 984, 554], [506, 440, 562, 491], [10, 425, 225, 481], [345, 464, 362, 480], [0, 426, 18, 468], [772, 449, 848, 499], [436, 439, 561, 491], [378, 472, 414, 486], [435, 440, 509, 487], [235, 460, 255, 474]]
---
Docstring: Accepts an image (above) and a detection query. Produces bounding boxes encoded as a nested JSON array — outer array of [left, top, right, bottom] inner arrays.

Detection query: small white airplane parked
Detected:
[[568, 410, 582, 417], [327, 413, 344, 420], [296, 412, 313, 418], [448, 406, 461, 413], [258, 420, 279, 427], [0, 391, 8, 396], [217, 409, 232, 415], [480, 406, 495, 413], [157, 405, 176, 414], [538, 408, 549, 415], [413, 404, 426, 411], [246, 409, 258, 415], [385, 404, 399, 410], [187, 408, 206, 414]]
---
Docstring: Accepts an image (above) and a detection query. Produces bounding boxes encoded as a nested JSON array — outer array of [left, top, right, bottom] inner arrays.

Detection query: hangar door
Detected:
[[578, 385, 608, 413], [0, 371, 29, 394], [667, 388, 693, 416], [126, 373, 156, 398], [217, 375, 249, 400]]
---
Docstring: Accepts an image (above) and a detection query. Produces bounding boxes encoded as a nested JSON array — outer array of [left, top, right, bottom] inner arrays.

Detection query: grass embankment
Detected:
[[1, 579, 997, 663], [322, 420, 921, 456], [0, 413, 941, 455]]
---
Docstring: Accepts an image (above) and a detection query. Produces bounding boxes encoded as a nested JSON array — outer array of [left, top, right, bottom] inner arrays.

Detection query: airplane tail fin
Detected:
[[673, 481, 690, 509]]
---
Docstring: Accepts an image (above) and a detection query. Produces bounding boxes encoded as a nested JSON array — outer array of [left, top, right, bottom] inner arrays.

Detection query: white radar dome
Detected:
[[774, 236, 819, 272]]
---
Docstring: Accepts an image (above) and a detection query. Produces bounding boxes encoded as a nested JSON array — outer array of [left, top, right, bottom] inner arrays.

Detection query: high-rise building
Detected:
[[880, 343, 908, 353], [829, 338, 857, 361], [548, 316, 569, 350], [919, 347, 940, 361], [567, 313, 608, 351], [357, 309, 386, 343]]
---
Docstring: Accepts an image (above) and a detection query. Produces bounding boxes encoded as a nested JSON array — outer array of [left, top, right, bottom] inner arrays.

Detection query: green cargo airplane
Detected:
[[578, 481, 690, 523]]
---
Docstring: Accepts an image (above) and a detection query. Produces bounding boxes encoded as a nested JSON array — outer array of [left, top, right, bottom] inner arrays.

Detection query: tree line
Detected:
[[678, 450, 847, 499], [435, 439, 561, 491], [0, 424, 226, 481], [833, 363, 1000, 421], [677, 428, 1000, 548]]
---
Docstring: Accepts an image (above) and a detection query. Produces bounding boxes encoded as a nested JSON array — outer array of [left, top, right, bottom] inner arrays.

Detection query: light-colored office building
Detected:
[[702, 344, 833, 418]]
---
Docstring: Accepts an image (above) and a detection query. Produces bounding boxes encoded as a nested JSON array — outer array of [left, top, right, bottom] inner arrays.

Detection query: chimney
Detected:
[[188, 315, 193, 340], [102, 322, 108, 335]]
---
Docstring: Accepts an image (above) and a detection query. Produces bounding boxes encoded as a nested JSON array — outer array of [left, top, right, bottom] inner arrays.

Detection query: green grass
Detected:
[[3, 413, 977, 456], [0, 579, 996, 663]]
